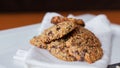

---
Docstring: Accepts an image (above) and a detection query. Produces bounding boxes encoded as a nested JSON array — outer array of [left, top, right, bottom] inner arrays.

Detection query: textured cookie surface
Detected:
[[68, 45, 103, 63], [47, 39, 77, 61], [30, 36, 47, 49], [30, 18, 103, 63], [40, 21, 77, 43], [46, 26, 103, 63], [66, 26, 101, 47], [65, 26, 102, 63], [51, 16, 85, 26]]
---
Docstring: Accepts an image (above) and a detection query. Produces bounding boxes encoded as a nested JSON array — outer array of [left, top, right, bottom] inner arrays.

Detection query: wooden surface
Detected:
[[0, 11, 120, 30]]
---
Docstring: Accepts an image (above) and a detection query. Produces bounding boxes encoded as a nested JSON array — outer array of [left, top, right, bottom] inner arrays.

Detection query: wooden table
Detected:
[[0, 11, 120, 30]]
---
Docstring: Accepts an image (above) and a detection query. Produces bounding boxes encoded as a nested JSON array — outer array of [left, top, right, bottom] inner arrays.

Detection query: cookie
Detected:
[[40, 21, 77, 43], [47, 26, 103, 63], [66, 26, 101, 47], [65, 26, 103, 63], [30, 16, 103, 63], [84, 46, 103, 63], [47, 39, 77, 61], [68, 45, 103, 63], [30, 36, 47, 49], [51, 16, 85, 26]]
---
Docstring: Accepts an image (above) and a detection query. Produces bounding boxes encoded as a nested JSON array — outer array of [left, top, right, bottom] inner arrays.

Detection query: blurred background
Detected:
[[0, 0, 120, 30], [0, 0, 120, 12]]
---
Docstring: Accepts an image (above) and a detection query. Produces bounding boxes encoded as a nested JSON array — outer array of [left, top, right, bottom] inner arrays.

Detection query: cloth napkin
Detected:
[[13, 12, 113, 68]]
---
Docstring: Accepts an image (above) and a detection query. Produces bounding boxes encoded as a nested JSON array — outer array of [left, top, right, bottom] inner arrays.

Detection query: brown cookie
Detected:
[[66, 26, 101, 47], [65, 26, 103, 63], [51, 16, 85, 26], [30, 36, 47, 49], [40, 21, 77, 43], [47, 39, 77, 61], [30, 17, 103, 63], [68, 45, 103, 63]]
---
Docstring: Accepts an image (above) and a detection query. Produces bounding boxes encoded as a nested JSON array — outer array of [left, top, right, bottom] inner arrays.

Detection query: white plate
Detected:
[[0, 24, 120, 68]]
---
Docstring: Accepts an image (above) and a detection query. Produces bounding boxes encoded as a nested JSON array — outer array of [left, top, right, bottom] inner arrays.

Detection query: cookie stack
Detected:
[[30, 16, 103, 64]]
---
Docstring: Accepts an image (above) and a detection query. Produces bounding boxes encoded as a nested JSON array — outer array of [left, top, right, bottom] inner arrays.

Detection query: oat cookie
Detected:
[[40, 21, 77, 43], [30, 16, 103, 63], [66, 26, 101, 47], [30, 36, 47, 49], [47, 26, 103, 63], [51, 16, 85, 26], [68, 45, 103, 63], [47, 39, 77, 61], [65, 26, 103, 63]]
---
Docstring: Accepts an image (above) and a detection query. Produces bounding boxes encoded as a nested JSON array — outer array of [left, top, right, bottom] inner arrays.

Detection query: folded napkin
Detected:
[[13, 12, 113, 68]]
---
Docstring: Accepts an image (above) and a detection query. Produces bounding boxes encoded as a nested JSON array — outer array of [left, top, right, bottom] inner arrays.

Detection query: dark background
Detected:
[[0, 0, 120, 12]]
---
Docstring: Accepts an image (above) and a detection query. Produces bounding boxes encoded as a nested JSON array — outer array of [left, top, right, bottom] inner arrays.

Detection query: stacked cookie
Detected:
[[30, 16, 103, 64]]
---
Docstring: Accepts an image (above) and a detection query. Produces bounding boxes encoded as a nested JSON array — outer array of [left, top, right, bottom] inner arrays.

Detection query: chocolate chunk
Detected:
[[83, 49, 87, 53], [52, 46, 57, 48], [56, 27, 60, 31], [75, 51, 79, 55], [80, 56, 84, 61], [48, 31, 53, 36], [80, 51, 85, 61]]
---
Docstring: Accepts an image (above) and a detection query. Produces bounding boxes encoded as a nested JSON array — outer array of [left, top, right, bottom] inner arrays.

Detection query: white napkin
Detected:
[[13, 12, 113, 68]]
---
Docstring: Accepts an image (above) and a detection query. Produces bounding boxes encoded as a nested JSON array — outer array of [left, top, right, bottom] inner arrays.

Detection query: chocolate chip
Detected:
[[49, 50, 51, 52], [48, 31, 53, 36], [60, 48, 65, 51], [75, 51, 79, 55], [83, 49, 87, 53], [52, 46, 57, 48], [56, 27, 60, 31], [67, 27, 71, 31], [39, 45, 42, 48], [79, 51, 86, 61], [42, 46, 47, 49], [66, 50, 69, 52], [81, 52, 85, 58], [80, 56, 84, 61]]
